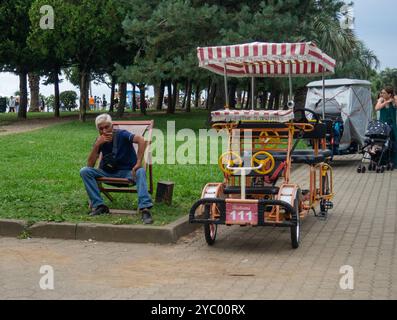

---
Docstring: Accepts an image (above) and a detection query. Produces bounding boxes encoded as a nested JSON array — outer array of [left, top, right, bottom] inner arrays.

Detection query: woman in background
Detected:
[[375, 86, 397, 166]]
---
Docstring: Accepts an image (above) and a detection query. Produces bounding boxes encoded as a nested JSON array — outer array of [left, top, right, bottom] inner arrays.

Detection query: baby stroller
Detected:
[[357, 120, 394, 173]]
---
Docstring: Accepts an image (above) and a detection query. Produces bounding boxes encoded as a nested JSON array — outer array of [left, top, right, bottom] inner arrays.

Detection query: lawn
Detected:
[[0, 110, 224, 226]]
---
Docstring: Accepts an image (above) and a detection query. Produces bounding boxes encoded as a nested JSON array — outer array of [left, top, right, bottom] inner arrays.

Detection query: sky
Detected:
[[0, 0, 395, 99]]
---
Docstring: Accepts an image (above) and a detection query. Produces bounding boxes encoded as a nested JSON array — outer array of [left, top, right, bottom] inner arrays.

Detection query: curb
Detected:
[[0, 215, 200, 244], [0, 219, 27, 237]]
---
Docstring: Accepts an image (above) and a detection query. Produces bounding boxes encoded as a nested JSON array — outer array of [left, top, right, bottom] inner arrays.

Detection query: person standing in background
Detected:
[[8, 96, 16, 113]]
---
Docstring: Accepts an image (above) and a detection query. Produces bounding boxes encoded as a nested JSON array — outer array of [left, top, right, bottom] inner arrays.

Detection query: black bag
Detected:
[[101, 130, 119, 173]]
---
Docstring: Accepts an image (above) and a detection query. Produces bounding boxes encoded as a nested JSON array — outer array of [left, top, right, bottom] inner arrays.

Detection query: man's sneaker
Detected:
[[141, 208, 153, 224], [89, 204, 110, 216]]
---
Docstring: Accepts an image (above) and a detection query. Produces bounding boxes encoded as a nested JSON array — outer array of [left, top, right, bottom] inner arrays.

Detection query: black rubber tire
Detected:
[[357, 167, 361, 173], [290, 189, 301, 249], [204, 205, 217, 246], [381, 166, 385, 173], [361, 166, 366, 173]]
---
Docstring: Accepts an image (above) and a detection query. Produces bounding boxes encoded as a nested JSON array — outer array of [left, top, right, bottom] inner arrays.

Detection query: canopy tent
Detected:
[[197, 41, 336, 122], [305, 79, 373, 150], [197, 41, 336, 78]]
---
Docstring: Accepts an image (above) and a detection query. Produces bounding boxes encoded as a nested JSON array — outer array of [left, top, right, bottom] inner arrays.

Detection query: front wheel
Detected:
[[204, 205, 217, 245], [290, 190, 301, 249]]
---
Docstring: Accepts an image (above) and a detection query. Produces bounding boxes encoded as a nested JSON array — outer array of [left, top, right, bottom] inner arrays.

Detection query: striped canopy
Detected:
[[197, 42, 336, 78]]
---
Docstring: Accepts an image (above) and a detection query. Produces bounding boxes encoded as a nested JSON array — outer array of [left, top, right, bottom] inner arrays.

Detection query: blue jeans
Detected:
[[80, 167, 153, 210]]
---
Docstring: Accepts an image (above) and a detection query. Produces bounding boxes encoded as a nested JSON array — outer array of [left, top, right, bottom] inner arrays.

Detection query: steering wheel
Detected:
[[294, 108, 321, 124], [218, 151, 243, 175], [251, 151, 276, 175]]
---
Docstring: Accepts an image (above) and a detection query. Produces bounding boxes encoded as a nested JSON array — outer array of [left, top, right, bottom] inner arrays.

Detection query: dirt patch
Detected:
[[0, 117, 76, 136], [0, 112, 163, 136]]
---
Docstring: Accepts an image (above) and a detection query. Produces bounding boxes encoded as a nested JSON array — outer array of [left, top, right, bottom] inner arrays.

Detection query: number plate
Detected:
[[225, 202, 259, 225]]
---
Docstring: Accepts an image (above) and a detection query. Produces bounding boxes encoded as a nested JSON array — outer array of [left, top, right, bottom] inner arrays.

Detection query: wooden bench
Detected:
[[95, 120, 154, 203]]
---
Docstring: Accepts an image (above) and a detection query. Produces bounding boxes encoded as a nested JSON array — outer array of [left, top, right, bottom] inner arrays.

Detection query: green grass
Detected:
[[0, 109, 309, 226], [0, 110, 224, 226]]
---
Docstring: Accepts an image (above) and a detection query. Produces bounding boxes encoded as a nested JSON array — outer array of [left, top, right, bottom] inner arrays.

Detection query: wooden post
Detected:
[[155, 181, 174, 205]]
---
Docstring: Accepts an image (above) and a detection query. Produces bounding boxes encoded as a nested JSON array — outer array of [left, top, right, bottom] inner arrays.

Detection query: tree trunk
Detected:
[[185, 79, 192, 112], [154, 80, 165, 111], [181, 79, 187, 109], [18, 71, 28, 119], [166, 81, 174, 114], [282, 91, 289, 109], [54, 71, 60, 118], [260, 91, 267, 109], [79, 71, 89, 122], [28, 73, 40, 112], [236, 88, 242, 109], [170, 80, 178, 113], [228, 81, 237, 109], [172, 80, 178, 110], [117, 82, 127, 117], [194, 83, 200, 109], [207, 81, 217, 111], [109, 77, 116, 112], [213, 78, 226, 110], [132, 83, 138, 112], [274, 91, 281, 110], [139, 83, 147, 115], [205, 77, 212, 110]]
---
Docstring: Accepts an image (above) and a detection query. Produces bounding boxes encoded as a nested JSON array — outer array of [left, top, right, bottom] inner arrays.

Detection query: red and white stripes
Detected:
[[197, 42, 335, 77]]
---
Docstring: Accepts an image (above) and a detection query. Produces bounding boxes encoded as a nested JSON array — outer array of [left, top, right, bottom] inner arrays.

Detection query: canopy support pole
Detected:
[[288, 63, 293, 104], [224, 63, 229, 109], [251, 77, 255, 110], [322, 71, 326, 120]]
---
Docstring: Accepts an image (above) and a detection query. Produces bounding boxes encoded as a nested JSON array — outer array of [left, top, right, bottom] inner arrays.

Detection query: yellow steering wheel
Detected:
[[251, 151, 275, 175], [218, 151, 243, 175], [259, 131, 281, 149]]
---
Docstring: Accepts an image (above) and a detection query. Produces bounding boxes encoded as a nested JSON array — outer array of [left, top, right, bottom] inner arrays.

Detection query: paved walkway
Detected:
[[1, 155, 396, 299]]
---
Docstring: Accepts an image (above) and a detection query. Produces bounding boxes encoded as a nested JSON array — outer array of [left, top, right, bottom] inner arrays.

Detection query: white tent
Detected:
[[305, 78, 373, 150]]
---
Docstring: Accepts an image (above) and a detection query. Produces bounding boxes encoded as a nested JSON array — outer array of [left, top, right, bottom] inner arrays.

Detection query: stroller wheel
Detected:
[[376, 166, 381, 173], [381, 166, 385, 173], [361, 166, 366, 173], [357, 167, 362, 173]]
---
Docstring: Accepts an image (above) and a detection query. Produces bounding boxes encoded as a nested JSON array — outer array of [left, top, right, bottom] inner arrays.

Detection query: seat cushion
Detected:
[[256, 149, 332, 165]]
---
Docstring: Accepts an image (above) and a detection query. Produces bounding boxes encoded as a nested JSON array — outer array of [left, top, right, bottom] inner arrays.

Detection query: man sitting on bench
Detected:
[[80, 114, 153, 224]]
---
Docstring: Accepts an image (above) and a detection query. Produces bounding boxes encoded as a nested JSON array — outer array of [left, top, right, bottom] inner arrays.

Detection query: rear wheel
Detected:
[[290, 189, 301, 249], [204, 205, 217, 245]]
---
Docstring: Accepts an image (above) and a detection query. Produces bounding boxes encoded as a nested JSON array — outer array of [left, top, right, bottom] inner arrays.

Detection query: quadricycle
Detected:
[[190, 41, 336, 248]]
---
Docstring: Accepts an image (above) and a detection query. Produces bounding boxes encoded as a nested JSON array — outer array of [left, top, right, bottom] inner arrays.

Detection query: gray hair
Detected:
[[95, 113, 112, 129]]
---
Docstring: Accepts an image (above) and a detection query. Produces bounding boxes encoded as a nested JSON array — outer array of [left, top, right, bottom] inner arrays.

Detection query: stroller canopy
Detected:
[[305, 78, 373, 150], [197, 42, 336, 78]]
